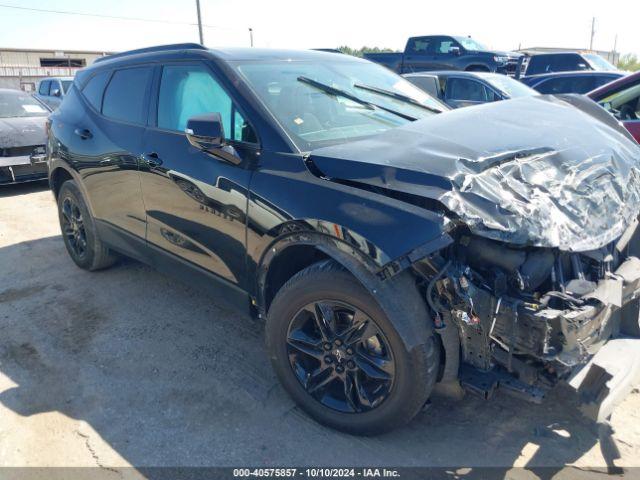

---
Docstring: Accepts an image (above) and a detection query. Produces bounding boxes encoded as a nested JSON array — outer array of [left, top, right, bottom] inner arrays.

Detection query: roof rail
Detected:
[[93, 43, 206, 64]]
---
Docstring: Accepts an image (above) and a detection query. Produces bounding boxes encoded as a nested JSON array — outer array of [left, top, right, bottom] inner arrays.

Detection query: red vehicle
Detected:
[[589, 71, 640, 143]]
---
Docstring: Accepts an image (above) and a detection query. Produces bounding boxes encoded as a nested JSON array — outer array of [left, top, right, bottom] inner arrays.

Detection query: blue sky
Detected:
[[0, 0, 638, 56]]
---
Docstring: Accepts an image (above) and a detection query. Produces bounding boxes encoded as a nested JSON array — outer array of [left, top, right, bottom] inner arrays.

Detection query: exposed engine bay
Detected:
[[413, 219, 640, 413]]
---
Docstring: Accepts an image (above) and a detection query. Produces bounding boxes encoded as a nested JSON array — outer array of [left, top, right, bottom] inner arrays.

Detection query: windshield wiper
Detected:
[[354, 83, 443, 113], [297, 76, 417, 121]]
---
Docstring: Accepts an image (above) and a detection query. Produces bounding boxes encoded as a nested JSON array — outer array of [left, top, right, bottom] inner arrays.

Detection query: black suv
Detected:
[[47, 44, 640, 435]]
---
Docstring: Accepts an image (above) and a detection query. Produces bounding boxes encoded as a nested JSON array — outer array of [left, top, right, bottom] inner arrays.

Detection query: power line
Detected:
[[0, 2, 233, 30]]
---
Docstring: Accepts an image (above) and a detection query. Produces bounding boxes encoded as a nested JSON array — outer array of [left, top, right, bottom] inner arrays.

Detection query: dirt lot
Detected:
[[1, 182, 640, 478]]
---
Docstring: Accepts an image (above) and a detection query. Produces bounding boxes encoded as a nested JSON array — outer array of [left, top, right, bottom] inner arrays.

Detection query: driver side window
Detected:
[[157, 64, 257, 143]]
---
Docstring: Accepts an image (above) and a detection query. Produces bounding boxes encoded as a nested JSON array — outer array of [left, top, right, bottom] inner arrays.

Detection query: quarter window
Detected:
[[102, 67, 152, 124], [82, 71, 111, 111], [157, 64, 256, 142]]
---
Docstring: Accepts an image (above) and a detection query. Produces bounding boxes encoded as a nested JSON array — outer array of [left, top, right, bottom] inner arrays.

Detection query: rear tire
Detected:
[[57, 180, 117, 271], [266, 260, 439, 435]]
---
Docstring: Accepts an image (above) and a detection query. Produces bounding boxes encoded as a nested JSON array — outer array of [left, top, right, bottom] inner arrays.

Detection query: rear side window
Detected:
[[407, 37, 432, 54], [102, 67, 151, 124], [39, 80, 51, 95], [527, 54, 588, 75], [406, 76, 440, 98], [82, 71, 111, 111], [536, 76, 596, 95]]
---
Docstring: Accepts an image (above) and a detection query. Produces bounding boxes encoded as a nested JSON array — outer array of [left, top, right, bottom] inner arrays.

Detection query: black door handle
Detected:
[[74, 128, 92, 140], [141, 152, 163, 168]]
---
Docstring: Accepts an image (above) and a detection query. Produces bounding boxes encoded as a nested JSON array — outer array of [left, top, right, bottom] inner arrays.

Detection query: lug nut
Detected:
[[324, 356, 333, 364], [335, 339, 343, 346], [347, 360, 356, 369], [323, 342, 332, 351], [346, 347, 354, 355]]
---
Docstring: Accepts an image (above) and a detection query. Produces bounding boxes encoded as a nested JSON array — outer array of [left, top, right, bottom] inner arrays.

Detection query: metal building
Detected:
[[0, 48, 113, 91]]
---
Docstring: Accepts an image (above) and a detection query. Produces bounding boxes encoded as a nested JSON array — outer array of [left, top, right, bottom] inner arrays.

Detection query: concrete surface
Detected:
[[1, 182, 640, 477]]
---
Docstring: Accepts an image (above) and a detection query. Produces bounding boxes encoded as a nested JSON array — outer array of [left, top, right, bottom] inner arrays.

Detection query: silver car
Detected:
[[0, 89, 50, 185]]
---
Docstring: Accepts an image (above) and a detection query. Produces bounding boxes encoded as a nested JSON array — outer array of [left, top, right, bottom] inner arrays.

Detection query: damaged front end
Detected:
[[414, 222, 640, 421], [309, 93, 640, 420]]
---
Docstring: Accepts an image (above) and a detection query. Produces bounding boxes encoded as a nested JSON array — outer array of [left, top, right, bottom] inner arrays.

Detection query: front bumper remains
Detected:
[[0, 152, 48, 185], [568, 337, 640, 423], [440, 254, 640, 419]]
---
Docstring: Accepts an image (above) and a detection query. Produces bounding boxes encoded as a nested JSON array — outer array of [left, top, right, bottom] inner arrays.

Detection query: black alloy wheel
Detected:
[[286, 300, 395, 413], [57, 180, 117, 271], [61, 196, 88, 260], [267, 259, 440, 435]]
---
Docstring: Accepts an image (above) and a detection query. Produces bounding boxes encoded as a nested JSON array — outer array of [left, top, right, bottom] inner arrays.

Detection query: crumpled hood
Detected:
[[0, 116, 47, 149], [309, 94, 640, 252]]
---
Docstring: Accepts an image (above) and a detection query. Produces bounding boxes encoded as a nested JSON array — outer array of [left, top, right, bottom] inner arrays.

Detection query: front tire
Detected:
[[266, 260, 439, 435], [57, 180, 117, 271]]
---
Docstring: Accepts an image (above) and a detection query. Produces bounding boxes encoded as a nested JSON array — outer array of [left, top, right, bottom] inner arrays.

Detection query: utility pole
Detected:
[[589, 17, 596, 50], [195, 0, 204, 45], [249, 28, 254, 47], [612, 34, 618, 66]]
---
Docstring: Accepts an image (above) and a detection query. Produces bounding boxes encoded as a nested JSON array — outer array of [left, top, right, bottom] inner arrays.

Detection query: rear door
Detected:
[[139, 61, 259, 289], [71, 66, 150, 253]]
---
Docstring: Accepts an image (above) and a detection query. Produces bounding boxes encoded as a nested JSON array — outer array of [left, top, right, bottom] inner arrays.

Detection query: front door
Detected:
[[139, 62, 259, 289]]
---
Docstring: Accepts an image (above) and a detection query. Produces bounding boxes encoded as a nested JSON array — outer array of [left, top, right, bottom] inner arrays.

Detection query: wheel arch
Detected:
[[258, 230, 437, 351], [49, 166, 74, 199]]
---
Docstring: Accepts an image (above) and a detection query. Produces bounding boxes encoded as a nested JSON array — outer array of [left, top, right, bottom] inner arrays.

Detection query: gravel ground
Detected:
[[1, 182, 639, 479]]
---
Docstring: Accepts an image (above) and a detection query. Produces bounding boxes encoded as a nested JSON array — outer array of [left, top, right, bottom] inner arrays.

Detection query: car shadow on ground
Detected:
[[0, 235, 629, 478], [0, 180, 50, 198]]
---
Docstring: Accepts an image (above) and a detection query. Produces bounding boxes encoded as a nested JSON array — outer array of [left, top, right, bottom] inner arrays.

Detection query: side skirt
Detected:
[[96, 219, 252, 315]]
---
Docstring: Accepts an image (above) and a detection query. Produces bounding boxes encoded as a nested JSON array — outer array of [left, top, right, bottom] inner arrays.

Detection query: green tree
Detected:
[[337, 46, 398, 58], [618, 53, 640, 71]]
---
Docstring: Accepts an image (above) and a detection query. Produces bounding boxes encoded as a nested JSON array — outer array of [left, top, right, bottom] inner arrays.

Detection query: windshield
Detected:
[[61, 80, 73, 93], [483, 74, 538, 98], [584, 54, 617, 71], [234, 59, 443, 150], [454, 37, 488, 51], [0, 91, 49, 118]]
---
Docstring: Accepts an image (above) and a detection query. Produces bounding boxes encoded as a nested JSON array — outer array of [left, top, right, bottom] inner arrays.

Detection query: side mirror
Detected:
[[51, 88, 61, 97], [185, 113, 242, 165], [450, 46, 461, 56], [186, 113, 225, 152]]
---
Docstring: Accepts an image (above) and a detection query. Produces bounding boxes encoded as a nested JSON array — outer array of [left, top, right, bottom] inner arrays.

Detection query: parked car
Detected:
[[520, 71, 625, 95], [404, 71, 536, 108], [47, 44, 640, 435], [0, 89, 50, 185], [589, 71, 640, 143], [35, 76, 74, 110], [364, 35, 520, 75], [517, 52, 618, 78]]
